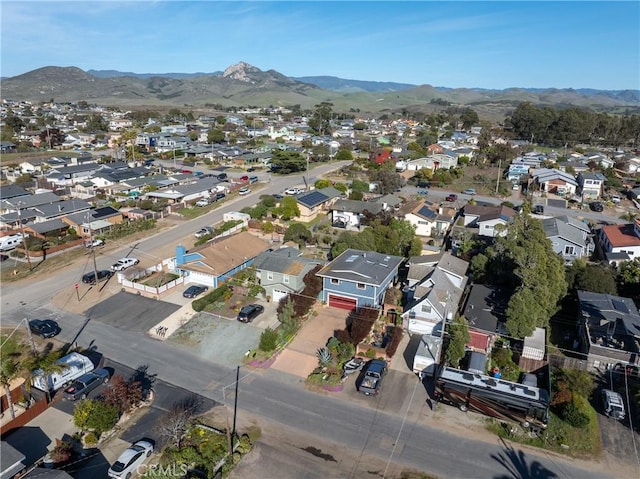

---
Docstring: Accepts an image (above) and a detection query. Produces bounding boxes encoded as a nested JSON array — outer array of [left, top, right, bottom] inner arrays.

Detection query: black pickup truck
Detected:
[[356, 359, 387, 396]]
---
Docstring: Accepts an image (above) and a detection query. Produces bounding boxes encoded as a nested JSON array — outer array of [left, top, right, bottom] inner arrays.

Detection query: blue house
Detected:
[[173, 231, 270, 288], [317, 249, 404, 310]]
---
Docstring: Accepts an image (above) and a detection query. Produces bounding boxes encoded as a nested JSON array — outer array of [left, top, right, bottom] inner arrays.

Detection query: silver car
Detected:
[[108, 440, 154, 479]]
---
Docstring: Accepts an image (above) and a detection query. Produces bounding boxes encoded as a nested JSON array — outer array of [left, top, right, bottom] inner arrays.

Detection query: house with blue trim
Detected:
[[173, 231, 270, 288], [316, 249, 404, 310]]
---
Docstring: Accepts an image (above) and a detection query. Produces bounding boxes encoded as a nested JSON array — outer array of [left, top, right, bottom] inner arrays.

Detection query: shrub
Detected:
[[50, 440, 74, 463], [73, 399, 119, 435], [259, 328, 278, 352], [562, 402, 589, 429], [101, 375, 143, 415], [385, 326, 404, 358], [192, 284, 231, 312], [83, 431, 98, 446]]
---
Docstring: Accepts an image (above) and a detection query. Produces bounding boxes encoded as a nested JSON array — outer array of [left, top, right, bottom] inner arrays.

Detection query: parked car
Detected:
[[82, 270, 113, 284], [195, 198, 211, 207], [602, 389, 625, 420], [29, 319, 61, 338], [356, 359, 387, 396], [195, 227, 214, 238], [417, 181, 431, 188], [237, 304, 264, 323], [85, 238, 104, 248], [108, 440, 154, 479], [246, 167, 256, 172], [238, 187, 251, 195], [239, 175, 249, 182], [445, 194, 458, 202], [111, 258, 140, 271], [215, 192, 226, 200], [285, 187, 303, 196], [63, 368, 110, 401], [590, 201, 604, 212], [183, 285, 209, 298], [462, 188, 477, 195], [217, 173, 228, 181], [610, 195, 621, 204], [533, 204, 545, 215]]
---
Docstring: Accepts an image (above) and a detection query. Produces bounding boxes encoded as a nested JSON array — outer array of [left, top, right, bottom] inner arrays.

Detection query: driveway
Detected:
[[271, 306, 348, 378]]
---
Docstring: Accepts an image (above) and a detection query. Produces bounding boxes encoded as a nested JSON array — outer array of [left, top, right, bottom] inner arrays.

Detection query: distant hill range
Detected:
[[3, 62, 638, 116]]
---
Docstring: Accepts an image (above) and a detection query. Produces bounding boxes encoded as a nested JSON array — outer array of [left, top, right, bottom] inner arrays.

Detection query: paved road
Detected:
[[1, 163, 628, 479]]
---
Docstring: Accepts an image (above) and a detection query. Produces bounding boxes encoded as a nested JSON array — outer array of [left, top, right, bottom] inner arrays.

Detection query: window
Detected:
[[356, 283, 366, 290], [418, 220, 428, 225], [267, 272, 273, 281], [283, 275, 290, 284], [421, 304, 432, 313], [564, 245, 575, 255], [331, 278, 340, 285], [485, 225, 494, 230]]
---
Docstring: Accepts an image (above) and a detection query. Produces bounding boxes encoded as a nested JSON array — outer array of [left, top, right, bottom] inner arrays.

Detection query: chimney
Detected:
[[175, 244, 186, 266]]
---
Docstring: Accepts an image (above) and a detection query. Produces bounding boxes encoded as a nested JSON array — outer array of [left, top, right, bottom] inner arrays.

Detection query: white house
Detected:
[[462, 204, 516, 238], [598, 219, 640, 263], [402, 200, 455, 238]]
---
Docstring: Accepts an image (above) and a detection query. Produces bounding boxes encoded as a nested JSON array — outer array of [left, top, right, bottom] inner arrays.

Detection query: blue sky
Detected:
[[2, 1, 639, 90]]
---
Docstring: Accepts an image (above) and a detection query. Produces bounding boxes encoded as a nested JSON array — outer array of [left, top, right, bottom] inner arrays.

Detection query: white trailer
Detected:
[[31, 352, 95, 392], [0, 234, 25, 252], [413, 334, 442, 378]]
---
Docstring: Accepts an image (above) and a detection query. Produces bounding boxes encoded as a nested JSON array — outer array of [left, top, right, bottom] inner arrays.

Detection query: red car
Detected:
[[445, 194, 458, 202], [239, 175, 249, 182]]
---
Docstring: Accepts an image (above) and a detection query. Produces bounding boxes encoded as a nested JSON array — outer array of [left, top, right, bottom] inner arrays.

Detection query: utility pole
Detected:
[[306, 153, 310, 190], [495, 158, 502, 194], [87, 212, 99, 284], [23, 318, 37, 354], [16, 202, 32, 271], [232, 366, 239, 438]]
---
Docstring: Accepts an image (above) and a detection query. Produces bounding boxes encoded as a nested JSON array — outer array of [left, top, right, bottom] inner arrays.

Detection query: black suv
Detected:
[[237, 304, 264, 323], [217, 173, 228, 181], [82, 270, 113, 284], [590, 201, 604, 212]]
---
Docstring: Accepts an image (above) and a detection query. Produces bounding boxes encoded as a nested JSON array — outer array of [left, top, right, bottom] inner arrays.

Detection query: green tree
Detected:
[[270, 150, 306, 174], [350, 179, 369, 192], [369, 170, 404, 194], [73, 399, 119, 434], [278, 297, 298, 338], [284, 223, 312, 246], [276, 196, 300, 220], [207, 128, 225, 144], [445, 316, 470, 367], [566, 261, 617, 294], [335, 149, 353, 162], [314, 179, 331, 189], [308, 102, 333, 135], [617, 257, 640, 300]]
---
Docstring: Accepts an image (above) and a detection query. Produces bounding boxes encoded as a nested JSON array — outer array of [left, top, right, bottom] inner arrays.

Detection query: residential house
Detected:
[[543, 216, 594, 264], [406, 153, 458, 172], [331, 199, 384, 229], [576, 290, 640, 372], [294, 187, 342, 222], [0, 441, 26, 479], [316, 249, 404, 310], [598, 219, 640, 263], [401, 253, 469, 335], [531, 168, 578, 197], [252, 247, 324, 303], [173, 231, 270, 288], [462, 204, 516, 238], [62, 206, 124, 238], [45, 163, 102, 187], [22, 218, 70, 240], [145, 177, 222, 204], [461, 284, 510, 353], [0, 185, 30, 201], [27, 199, 92, 223], [401, 200, 455, 238], [577, 171, 606, 201], [0, 141, 16, 153], [0, 192, 61, 214]]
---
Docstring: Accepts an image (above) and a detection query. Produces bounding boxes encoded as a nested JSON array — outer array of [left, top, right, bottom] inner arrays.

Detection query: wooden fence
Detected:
[[0, 395, 49, 437]]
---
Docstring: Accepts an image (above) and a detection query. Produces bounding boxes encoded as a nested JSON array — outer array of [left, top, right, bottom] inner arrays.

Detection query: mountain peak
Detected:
[[222, 62, 261, 83]]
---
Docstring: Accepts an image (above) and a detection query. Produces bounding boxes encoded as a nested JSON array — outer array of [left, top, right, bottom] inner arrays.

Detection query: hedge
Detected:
[[192, 284, 231, 312]]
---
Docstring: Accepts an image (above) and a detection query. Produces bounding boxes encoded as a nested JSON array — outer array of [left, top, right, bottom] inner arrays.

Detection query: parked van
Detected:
[[602, 389, 625, 420], [31, 352, 95, 392], [248, 175, 259, 184], [0, 234, 24, 252]]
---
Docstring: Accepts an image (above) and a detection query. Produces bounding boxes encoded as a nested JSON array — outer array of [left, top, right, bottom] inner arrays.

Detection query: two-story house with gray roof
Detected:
[[543, 216, 593, 264], [576, 290, 640, 372], [401, 253, 469, 335], [577, 171, 606, 201], [252, 247, 325, 303], [316, 249, 404, 310]]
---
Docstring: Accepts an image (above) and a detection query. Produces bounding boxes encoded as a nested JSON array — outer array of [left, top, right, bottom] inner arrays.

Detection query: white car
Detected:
[[86, 238, 104, 248], [195, 198, 211, 207], [284, 187, 303, 196], [238, 187, 251, 195], [108, 440, 154, 478], [111, 258, 140, 271]]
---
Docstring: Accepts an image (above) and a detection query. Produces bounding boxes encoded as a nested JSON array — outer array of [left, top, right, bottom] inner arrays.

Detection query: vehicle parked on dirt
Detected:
[[63, 368, 110, 401], [237, 304, 264, 323], [462, 188, 477, 195], [108, 440, 154, 479], [217, 173, 228, 181], [590, 201, 604, 212], [111, 258, 139, 271], [29, 319, 61, 338], [445, 194, 458, 202], [195, 197, 212, 207], [602, 389, 625, 420], [195, 227, 214, 238], [356, 359, 387, 396], [85, 238, 105, 248], [238, 187, 251, 195], [82, 270, 113, 284], [239, 175, 250, 182]]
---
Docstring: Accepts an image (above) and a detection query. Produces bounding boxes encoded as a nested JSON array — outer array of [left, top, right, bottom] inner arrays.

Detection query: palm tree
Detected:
[[0, 358, 21, 420]]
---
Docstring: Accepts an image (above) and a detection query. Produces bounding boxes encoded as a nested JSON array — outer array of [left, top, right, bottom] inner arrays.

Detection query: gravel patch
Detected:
[[168, 312, 263, 367]]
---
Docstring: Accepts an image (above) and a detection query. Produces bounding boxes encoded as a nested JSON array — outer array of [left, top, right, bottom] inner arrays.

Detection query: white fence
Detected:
[[118, 264, 185, 296]]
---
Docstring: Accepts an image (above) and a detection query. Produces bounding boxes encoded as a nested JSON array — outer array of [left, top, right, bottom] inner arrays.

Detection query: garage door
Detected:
[[328, 294, 357, 311], [272, 290, 288, 304]]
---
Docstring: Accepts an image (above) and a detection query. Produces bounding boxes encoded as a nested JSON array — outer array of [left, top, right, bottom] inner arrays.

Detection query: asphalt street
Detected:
[[1, 163, 632, 479]]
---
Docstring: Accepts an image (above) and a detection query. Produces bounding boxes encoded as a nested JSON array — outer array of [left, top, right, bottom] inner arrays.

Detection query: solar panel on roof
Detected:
[[612, 299, 630, 313], [298, 191, 328, 207], [345, 254, 359, 263], [417, 206, 437, 219]]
